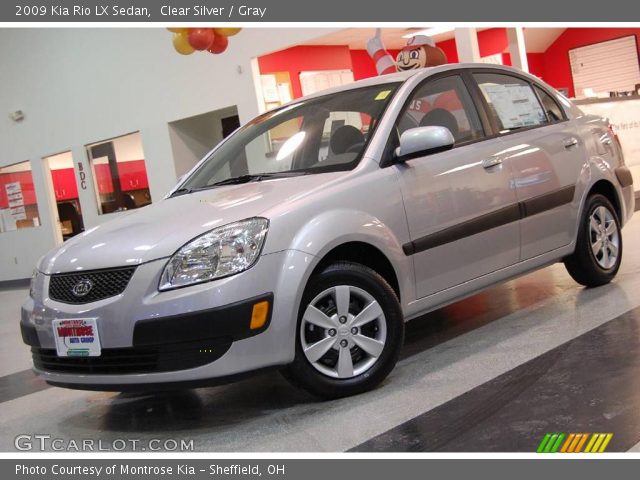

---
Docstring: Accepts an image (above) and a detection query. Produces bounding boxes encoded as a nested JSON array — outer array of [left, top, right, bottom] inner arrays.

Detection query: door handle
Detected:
[[563, 137, 579, 149], [482, 157, 502, 169]]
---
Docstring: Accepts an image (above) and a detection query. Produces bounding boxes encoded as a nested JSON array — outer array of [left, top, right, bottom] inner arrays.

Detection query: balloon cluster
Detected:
[[167, 28, 241, 56]]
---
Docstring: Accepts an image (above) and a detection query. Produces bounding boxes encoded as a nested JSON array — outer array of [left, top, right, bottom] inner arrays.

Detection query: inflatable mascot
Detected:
[[366, 28, 447, 75]]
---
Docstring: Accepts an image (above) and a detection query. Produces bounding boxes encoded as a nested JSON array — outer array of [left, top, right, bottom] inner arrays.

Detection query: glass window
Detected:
[[86, 132, 152, 215], [0, 161, 41, 233], [474, 72, 547, 133], [534, 85, 565, 122], [178, 84, 400, 194], [396, 75, 485, 145]]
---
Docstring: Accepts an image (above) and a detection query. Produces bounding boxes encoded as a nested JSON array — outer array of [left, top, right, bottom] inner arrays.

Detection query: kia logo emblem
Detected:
[[71, 279, 94, 297]]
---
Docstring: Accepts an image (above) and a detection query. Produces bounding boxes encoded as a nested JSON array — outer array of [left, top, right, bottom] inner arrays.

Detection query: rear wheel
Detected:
[[564, 194, 622, 287], [283, 262, 404, 399]]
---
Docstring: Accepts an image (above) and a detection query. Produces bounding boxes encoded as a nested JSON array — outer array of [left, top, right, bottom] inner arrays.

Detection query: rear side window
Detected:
[[534, 85, 565, 122], [397, 75, 485, 145], [473, 72, 547, 133]]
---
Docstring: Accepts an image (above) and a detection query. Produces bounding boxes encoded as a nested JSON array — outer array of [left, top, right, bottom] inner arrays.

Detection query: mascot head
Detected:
[[396, 35, 447, 71]]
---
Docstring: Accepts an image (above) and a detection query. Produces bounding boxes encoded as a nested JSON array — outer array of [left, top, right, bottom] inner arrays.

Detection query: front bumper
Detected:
[[21, 249, 314, 389]]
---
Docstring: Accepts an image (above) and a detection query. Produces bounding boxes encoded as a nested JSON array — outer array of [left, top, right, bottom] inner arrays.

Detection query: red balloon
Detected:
[[188, 28, 215, 51], [207, 33, 229, 54]]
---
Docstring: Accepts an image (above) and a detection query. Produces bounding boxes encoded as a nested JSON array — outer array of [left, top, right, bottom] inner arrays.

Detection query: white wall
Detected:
[[0, 27, 338, 281], [168, 105, 237, 177]]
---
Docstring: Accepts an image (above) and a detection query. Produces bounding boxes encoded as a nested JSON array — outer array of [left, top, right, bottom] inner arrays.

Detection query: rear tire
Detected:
[[282, 262, 404, 399], [564, 194, 622, 287]]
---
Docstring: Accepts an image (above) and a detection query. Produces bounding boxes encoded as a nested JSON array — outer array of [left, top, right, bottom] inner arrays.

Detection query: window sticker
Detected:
[[482, 84, 546, 129], [374, 90, 391, 101]]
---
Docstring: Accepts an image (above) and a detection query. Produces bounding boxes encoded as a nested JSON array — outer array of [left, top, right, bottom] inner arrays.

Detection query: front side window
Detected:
[[0, 160, 41, 233], [534, 85, 565, 122], [474, 72, 547, 133], [395, 75, 485, 145], [177, 84, 399, 194]]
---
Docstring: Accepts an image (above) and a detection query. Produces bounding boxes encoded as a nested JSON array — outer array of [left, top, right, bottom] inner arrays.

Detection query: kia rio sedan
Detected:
[[22, 64, 634, 399]]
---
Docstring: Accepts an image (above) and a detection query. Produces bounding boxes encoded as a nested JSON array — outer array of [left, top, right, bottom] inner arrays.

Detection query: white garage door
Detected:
[[570, 35, 640, 98]]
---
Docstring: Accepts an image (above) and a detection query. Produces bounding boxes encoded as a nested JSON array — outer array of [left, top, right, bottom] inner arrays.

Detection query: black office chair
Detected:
[[57, 202, 84, 239]]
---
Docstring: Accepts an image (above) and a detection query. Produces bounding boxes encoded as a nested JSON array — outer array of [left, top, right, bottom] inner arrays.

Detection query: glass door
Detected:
[[43, 151, 84, 241]]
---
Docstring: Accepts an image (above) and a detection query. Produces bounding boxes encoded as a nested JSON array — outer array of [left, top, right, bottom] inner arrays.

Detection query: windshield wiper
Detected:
[[200, 171, 309, 189], [170, 171, 309, 197], [170, 187, 193, 198]]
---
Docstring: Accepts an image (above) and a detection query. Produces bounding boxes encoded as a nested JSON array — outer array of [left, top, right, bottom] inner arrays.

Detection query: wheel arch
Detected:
[[586, 179, 623, 222], [310, 241, 401, 301]]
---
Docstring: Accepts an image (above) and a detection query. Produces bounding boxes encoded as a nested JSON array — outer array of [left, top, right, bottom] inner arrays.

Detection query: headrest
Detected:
[[330, 125, 365, 155], [419, 108, 459, 138]]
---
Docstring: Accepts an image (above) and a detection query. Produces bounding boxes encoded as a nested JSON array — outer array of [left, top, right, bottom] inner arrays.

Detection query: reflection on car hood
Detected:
[[40, 173, 341, 274]]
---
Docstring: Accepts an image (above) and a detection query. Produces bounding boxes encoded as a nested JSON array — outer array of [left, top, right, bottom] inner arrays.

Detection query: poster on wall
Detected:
[[5, 181, 26, 220]]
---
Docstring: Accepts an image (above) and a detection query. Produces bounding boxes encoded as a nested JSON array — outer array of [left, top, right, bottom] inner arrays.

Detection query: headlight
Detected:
[[29, 269, 38, 298], [159, 217, 269, 291]]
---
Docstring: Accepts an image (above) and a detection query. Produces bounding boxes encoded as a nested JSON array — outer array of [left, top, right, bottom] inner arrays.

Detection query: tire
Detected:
[[282, 261, 404, 399], [564, 194, 622, 287]]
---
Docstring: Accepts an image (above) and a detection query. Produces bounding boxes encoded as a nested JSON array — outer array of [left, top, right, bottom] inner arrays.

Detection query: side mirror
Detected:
[[394, 126, 455, 162]]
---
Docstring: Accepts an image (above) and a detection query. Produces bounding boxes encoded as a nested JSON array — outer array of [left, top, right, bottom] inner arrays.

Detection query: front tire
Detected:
[[564, 194, 622, 287], [283, 262, 404, 399]]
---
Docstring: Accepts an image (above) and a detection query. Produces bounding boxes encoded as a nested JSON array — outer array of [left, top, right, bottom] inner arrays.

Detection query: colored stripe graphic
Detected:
[[536, 434, 552, 453], [538, 433, 613, 453]]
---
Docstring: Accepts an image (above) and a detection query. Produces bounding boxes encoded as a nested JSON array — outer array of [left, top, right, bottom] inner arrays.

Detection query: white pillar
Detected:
[[507, 27, 529, 73], [454, 28, 481, 63]]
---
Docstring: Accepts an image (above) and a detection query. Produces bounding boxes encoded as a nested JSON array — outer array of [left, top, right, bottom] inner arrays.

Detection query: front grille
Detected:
[[31, 338, 232, 375], [48, 266, 136, 304]]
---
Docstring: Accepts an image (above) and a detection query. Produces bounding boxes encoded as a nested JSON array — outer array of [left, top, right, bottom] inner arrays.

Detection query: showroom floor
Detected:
[[2, 214, 640, 452]]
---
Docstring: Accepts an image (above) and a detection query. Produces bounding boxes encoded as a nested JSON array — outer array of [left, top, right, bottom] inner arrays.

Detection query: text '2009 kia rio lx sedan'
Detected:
[[22, 64, 634, 399]]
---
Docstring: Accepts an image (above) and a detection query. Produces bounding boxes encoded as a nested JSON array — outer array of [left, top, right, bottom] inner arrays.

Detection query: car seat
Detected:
[[329, 125, 365, 155]]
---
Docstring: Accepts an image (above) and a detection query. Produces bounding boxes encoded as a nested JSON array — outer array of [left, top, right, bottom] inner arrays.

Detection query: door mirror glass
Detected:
[[395, 126, 454, 162]]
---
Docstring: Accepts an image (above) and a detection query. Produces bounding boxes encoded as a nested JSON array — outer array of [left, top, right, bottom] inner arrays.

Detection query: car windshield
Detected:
[[174, 83, 400, 194]]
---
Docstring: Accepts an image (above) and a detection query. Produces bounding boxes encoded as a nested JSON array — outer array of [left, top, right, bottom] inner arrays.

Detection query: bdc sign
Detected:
[[77, 162, 87, 190]]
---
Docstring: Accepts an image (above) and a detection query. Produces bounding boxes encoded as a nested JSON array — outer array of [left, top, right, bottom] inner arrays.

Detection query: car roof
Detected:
[[280, 63, 540, 105]]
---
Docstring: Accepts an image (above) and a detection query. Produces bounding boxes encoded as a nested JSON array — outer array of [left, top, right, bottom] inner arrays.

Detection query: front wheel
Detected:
[[283, 262, 404, 399], [564, 194, 622, 287]]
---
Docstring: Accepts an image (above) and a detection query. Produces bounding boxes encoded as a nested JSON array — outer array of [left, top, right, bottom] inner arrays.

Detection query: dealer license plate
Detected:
[[52, 318, 101, 357]]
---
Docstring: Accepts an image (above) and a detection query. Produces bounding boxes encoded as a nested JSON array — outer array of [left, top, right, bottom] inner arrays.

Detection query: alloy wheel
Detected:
[[589, 205, 620, 270], [300, 285, 387, 379]]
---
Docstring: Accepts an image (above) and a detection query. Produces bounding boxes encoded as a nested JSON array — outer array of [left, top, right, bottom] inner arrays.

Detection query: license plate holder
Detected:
[[52, 318, 101, 357]]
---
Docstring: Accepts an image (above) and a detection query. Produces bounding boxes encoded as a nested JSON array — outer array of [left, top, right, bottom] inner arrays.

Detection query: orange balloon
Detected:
[[172, 32, 194, 55], [214, 28, 241, 37], [166, 27, 187, 34]]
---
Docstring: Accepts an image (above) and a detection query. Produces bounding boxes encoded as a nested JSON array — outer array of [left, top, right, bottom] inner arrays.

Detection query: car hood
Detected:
[[40, 173, 342, 274]]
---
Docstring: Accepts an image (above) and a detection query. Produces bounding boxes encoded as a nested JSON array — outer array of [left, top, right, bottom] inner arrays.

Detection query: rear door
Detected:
[[391, 73, 520, 299], [472, 71, 585, 260]]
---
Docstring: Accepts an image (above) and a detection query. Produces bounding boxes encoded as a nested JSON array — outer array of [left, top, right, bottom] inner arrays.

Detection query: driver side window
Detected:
[[396, 75, 485, 145]]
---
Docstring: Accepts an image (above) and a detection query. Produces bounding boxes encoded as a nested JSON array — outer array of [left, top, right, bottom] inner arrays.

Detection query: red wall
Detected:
[[259, 28, 640, 101], [436, 28, 509, 64], [541, 28, 640, 97], [350, 49, 400, 81]]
